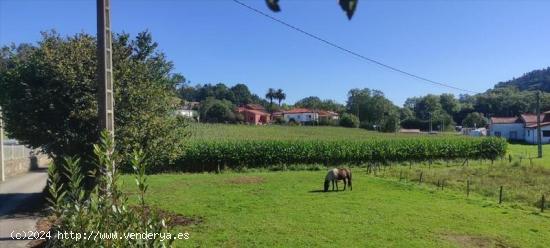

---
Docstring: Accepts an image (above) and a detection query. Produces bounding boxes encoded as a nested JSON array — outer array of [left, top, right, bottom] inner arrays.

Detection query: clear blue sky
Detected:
[[1, 0, 550, 106]]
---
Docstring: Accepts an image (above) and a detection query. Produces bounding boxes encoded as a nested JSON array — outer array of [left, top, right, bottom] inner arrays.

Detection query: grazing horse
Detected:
[[324, 168, 352, 192]]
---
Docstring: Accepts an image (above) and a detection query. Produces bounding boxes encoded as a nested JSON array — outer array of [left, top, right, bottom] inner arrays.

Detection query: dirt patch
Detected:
[[135, 206, 203, 227], [444, 234, 512, 248], [225, 176, 265, 185]]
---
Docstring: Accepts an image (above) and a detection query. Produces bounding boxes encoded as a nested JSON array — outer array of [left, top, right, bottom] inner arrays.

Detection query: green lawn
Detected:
[[123, 171, 550, 247], [130, 124, 550, 246]]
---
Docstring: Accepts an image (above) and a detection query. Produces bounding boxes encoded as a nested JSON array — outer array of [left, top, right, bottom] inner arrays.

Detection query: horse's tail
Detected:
[[348, 169, 352, 190]]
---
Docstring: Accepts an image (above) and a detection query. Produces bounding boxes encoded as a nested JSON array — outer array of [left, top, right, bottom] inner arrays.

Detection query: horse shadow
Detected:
[[308, 189, 342, 193]]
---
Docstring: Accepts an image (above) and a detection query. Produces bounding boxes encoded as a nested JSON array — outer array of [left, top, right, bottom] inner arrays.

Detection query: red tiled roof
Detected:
[[237, 107, 270, 116], [490, 117, 520, 124], [245, 104, 265, 110], [318, 110, 339, 117], [525, 122, 550, 128], [283, 108, 316, 114]]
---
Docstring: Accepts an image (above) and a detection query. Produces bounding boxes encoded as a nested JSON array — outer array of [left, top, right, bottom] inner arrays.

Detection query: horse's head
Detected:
[[323, 180, 330, 192]]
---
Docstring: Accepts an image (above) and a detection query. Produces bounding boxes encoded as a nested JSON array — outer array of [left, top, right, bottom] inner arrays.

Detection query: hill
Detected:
[[495, 67, 550, 91]]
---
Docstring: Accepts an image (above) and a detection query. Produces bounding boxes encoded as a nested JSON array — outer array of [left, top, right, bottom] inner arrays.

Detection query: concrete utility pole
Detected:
[[536, 91, 542, 158], [1, 107, 5, 182], [97, 0, 115, 135]]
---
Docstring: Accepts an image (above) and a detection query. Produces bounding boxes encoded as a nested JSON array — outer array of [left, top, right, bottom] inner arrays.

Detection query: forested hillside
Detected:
[[495, 67, 550, 91]]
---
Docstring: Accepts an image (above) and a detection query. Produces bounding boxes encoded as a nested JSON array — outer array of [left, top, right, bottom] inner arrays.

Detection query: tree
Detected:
[[294, 96, 345, 113], [275, 88, 286, 107], [0, 31, 188, 172], [265, 0, 358, 20], [399, 107, 414, 121], [439, 93, 460, 116], [265, 88, 276, 113], [413, 94, 441, 120], [230, 84, 253, 105], [339, 113, 359, 128], [462, 112, 488, 128], [199, 97, 236, 123], [201, 98, 236, 123], [346, 88, 399, 129]]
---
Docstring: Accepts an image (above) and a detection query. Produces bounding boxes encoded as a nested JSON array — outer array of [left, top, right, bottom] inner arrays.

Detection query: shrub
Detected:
[[339, 113, 359, 128], [46, 131, 174, 247]]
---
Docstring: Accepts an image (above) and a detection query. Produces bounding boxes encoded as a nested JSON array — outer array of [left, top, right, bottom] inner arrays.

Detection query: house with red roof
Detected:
[[282, 108, 319, 123], [281, 108, 339, 124], [489, 111, 550, 143], [237, 104, 271, 125]]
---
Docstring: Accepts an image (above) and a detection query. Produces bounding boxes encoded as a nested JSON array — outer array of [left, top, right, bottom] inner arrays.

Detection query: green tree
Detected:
[[199, 98, 236, 123], [346, 88, 399, 129], [339, 113, 359, 128], [439, 93, 460, 116], [265, 88, 276, 113], [0, 31, 187, 172], [462, 112, 488, 128], [230, 83, 254, 105], [275, 88, 286, 107]]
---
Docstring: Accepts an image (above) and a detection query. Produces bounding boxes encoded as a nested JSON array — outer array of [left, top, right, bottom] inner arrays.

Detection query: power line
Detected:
[[232, 0, 480, 94]]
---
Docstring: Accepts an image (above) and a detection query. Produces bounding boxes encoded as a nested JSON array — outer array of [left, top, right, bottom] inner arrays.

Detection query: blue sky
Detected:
[[1, 0, 550, 106]]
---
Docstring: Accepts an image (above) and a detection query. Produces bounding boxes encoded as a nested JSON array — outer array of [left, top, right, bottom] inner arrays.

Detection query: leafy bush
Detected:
[[339, 113, 359, 128], [46, 131, 173, 247], [167, 136, 507, 172]]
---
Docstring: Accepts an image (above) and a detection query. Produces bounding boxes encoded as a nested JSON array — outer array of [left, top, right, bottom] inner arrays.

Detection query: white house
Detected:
[[489, 112, 550, 144], [176, 101, 200, 121], [283, 108, 319, 123]]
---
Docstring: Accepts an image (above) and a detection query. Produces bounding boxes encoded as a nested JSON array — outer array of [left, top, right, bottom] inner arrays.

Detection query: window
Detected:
[[543, 131, 550, 137], [528, 130, 531, 136]]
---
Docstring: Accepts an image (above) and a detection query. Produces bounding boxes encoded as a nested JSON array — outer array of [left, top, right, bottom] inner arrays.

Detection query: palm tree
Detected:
[[275, 89, 286, 107], [265, 88, 276, 109]]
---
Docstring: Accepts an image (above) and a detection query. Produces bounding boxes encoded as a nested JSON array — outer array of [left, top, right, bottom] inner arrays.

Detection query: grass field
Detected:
[[122, 171, 550, 247], [128, 124, 550, 246]]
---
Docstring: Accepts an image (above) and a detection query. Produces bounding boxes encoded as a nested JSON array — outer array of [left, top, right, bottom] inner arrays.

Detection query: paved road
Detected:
[[0, 170, 48, 248]]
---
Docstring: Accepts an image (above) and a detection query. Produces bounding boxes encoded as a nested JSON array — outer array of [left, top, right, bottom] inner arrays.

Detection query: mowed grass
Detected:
[[122, 171, 550, 247]]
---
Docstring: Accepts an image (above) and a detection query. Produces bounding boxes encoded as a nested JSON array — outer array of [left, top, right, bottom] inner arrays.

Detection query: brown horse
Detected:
[[324, 168, 352, 192]]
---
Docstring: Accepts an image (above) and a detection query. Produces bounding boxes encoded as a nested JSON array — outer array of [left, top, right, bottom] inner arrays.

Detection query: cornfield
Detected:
[[169, 134, 507, 171]]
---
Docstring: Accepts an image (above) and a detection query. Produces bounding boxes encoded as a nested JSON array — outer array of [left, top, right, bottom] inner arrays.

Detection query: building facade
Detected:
[[489, 112, 550, 144]]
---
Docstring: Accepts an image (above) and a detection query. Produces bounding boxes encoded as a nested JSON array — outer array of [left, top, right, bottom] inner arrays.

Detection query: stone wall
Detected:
[[3, 145, 50, 179]]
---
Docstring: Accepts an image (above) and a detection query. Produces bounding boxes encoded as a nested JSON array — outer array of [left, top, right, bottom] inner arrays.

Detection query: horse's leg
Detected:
[[343, 178, 347, 190], [332, 180, 335, 191], [336, 180, 339, 191]]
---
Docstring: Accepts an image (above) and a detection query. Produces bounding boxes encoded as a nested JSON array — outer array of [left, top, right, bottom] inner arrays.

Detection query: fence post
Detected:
[[542, 195, 546, 213], [419, 171, 423, 184], [399, 170, 403, 181], [499, 186, 503, 204]]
